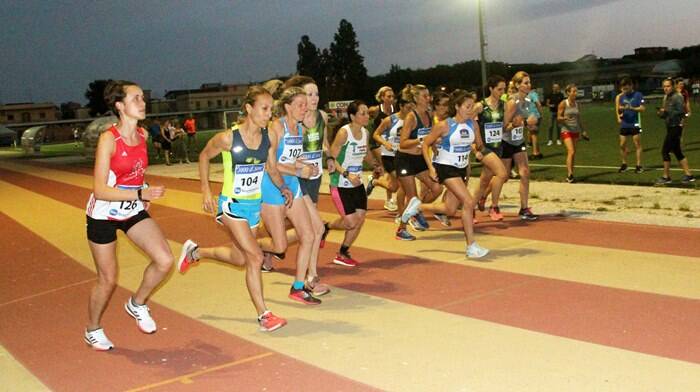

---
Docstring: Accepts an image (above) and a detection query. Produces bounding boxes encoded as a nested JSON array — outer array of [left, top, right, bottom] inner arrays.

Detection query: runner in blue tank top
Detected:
[[503, 71, 538, 221], [260, 86, 323, 305]]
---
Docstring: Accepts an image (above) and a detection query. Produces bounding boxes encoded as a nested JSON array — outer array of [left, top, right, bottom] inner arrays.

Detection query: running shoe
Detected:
[[433, 213, 452, 227], [320, 222, 330, 248], [258, 311, 287, 332], [635, 166, 644, 173], [366, 175, 375, 197], [384, 199, 398, 212], [306, 276, 331, 296], [414, 212, 430, 230], [488, 206, 503, 221], [125, 297, 157, 334], [289, 286, 322, 305], [395, 228, 416, 241], [401, 196, 421, 222], [566, 175, 575, 183], [618, 163, 628, 173], [654, 177, 672, 186], [682, 175, 696, 184], [476, 196, 487, 212], [582, 133, 591, 141], [84, 328, 114, 351], [518, 207, 539, 221], [409, 216, 427, 231], [333, 252, 359, 267], [546, 140, 553, 146], [556, 140, 562, 145], [177, 239, 199, 273], [394, 216, 402, 225], [466, 242, 490, 259]]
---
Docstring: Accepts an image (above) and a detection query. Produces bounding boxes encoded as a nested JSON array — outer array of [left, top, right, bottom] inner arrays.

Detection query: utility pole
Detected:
[[478, 0, 488, 97]]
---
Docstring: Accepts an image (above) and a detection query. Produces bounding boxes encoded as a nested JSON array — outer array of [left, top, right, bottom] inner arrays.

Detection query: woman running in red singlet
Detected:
[[83, 80, 173, 351]]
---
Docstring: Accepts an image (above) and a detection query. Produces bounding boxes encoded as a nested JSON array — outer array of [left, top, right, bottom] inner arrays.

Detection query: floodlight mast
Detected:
[[478, 0, 488, 97]]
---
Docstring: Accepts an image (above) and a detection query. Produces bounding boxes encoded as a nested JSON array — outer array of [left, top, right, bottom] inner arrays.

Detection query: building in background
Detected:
[[0, 102, 59, 124]]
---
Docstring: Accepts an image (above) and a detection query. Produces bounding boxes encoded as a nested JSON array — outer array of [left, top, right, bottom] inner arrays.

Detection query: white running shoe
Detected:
[[466, 242, 489, 259], [177, 239, 199, 273], [125, 298, 157, 334], [546, 140, 553, 146], [401, 196, 421, 223], [84, 328, 114, 351], [384, 199, 398, 212]]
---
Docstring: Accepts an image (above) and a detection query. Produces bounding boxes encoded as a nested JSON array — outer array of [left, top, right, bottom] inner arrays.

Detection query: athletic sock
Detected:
[[292, 281, 305, 290], [340, 245, 350, 256]]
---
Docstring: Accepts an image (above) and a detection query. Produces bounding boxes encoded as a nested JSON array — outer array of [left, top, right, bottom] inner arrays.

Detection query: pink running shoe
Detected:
[[333, 253, 358, 267], [488, 206, 504, 221], [258, 311, 287, 332]]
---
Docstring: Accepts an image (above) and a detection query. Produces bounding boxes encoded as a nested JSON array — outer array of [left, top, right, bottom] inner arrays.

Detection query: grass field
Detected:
[[2, 104, 698, 187]]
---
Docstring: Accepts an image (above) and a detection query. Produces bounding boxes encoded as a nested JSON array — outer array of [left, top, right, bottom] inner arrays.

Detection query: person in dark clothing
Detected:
[[545, 84, 564, 145], [655, 78, 695, 185]]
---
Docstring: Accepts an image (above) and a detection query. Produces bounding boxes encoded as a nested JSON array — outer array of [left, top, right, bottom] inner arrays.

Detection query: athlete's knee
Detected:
[[97, 272, 118, 290], [246, 249, 263, 268], [519, 166, 530, 178], [462, 197, 475, 211]]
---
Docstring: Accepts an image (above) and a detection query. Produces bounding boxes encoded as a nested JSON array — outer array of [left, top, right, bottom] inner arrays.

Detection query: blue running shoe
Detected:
[[395, 228, 416, 241], [414, 211, 430, 230]]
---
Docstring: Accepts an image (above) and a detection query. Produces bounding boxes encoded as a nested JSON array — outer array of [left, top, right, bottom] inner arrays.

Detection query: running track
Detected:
[[1, 160, 699, 391]]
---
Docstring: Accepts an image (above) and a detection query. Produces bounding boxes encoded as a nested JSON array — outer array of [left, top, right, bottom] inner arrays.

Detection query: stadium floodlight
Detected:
[[478, 0, 488, 96]]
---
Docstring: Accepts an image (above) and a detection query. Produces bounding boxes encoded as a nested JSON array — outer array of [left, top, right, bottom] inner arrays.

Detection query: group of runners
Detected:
[[83, 71, 695, 350]]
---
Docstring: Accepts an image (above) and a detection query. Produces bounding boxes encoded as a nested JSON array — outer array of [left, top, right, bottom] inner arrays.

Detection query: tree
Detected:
[[85, 79, 110, 116], [328, 19, 368, 100], [297, 35, 322, 82]]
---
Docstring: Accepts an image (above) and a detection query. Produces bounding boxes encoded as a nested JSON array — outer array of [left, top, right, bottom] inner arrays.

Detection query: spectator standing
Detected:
[[615, 78, 644, 173], [183, 114, 197, 161], [656, 78, 695, 185], [172, 120, 190, 164], [147, 119, 162, 160], [545, 84, 564, 146]]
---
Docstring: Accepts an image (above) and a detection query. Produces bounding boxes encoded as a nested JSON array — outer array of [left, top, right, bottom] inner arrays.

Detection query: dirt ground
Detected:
[[145, 162, 699, 229]]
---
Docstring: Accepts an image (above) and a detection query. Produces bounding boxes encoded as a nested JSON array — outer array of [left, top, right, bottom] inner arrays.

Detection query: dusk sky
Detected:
[[2, 0, 699, 104]]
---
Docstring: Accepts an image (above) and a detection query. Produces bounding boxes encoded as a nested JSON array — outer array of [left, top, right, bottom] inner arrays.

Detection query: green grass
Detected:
[[4, 105, 699, 188]]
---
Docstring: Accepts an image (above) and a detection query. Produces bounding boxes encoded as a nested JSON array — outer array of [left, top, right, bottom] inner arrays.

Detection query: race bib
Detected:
[[280, 135, 303, 164], [109, 184, 145, 219], [511, 126, 524, 142], [485, 122, 503, 144], [233, 164, 264, 198], [301, 150, 322, 179], [340, 165, 363, 188], [390, 135, 400, 150]]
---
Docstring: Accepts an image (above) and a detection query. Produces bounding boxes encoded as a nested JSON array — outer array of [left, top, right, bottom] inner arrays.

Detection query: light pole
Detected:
[[477, 0, 488, 97]]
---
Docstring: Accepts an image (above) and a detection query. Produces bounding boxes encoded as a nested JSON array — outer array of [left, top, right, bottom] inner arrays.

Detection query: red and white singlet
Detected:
[[86, 125, 148, 220]]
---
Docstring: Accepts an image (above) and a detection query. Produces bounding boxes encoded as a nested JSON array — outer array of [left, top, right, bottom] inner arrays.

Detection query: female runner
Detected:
[[178, 85, 292, 331], [84, 80, 174, 350]]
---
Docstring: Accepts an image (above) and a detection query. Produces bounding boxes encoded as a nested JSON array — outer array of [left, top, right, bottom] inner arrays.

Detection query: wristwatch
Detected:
[[342, 170, 349, 177]]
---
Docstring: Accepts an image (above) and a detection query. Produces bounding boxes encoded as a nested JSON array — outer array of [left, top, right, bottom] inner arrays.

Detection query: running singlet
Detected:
[[86, 126, 148, 221], [221, 127, 270, 201], [478, 98, 504, 148], [561, 99, 580, 133], [380, 114, 402, 157], [408, 110, 433, 148], [503, 97, 528, 146], [301, 110, 324, 180], [373, 103, 394, 130], [435, 117, 475, 169], [277, 117, 303, 165], [330, 124, 368, 188], [619, 91, 644, 129]]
